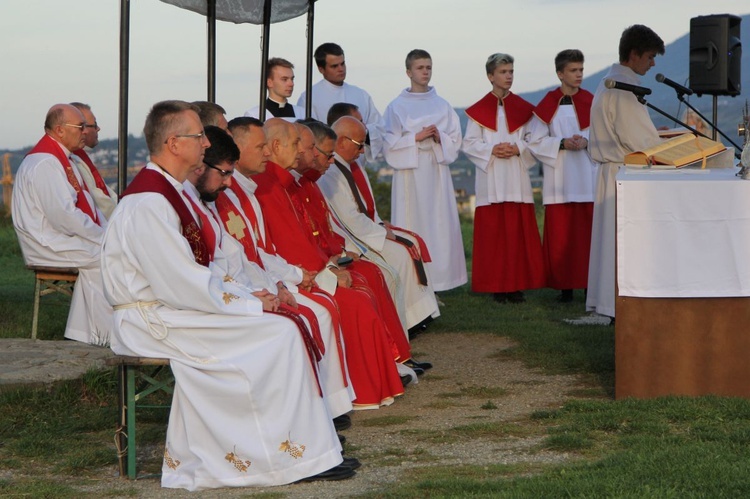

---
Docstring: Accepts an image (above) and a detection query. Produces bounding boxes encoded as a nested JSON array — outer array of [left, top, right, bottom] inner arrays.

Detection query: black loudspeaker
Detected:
[[689, 14, 741, 96]]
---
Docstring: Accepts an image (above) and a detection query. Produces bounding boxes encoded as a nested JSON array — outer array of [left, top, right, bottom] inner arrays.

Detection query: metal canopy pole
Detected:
[[117, 0, 130, 194], [207, 0, 217, 102], [258, 0, 273, 121], [305, 0, 315, 119]]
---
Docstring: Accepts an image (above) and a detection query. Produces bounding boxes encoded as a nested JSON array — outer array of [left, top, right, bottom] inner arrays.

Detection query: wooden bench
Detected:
[[27, 265, 78, 339], [105, 355, 174, 479]]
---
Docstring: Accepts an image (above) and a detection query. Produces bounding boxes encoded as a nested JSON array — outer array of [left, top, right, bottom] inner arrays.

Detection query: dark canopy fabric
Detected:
[[159, 0, 310, 24]]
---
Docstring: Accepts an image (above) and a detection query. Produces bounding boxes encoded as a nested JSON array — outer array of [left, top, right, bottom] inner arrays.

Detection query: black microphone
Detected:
[[604, 79, 652, 96], [655, 73, 693, 96]]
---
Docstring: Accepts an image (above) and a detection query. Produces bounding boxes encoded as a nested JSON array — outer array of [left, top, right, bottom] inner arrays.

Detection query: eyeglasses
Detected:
[[344, 136, 365, 150], [204, 161, 233, 178], [165, 132, 205, 144], [315, 145, 335, 160], [84, 122, 100, 130], [63, 123, 86, 131]]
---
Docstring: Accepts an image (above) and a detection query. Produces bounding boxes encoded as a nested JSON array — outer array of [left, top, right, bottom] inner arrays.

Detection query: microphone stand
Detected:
[[674, 92, 743, 157], [638, 94, 741, 160]]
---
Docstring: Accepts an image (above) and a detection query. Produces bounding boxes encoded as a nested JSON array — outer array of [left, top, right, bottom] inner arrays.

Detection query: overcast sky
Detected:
[[1, 0, 747, 149]]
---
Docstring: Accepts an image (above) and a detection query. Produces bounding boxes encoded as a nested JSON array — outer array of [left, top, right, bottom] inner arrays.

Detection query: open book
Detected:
[[624, 133, 726, 168]]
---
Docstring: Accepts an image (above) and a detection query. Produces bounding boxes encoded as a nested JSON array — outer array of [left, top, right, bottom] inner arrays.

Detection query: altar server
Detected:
[[528, 50, 596, 302], [462, 53, 544, 304], [297, 42, 385, 162], [383, 49, 467, 292]]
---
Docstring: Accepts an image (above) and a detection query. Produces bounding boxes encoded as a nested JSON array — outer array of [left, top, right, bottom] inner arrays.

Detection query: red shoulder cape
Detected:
[[533, 87, 593, 130], [465, 92, 534, 134]]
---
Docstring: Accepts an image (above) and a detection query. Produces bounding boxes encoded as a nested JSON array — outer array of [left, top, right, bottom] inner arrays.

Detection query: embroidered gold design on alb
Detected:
[[164, 445, 181, 470], [225, 446, 252, 472], [279, 437, 306, 459], [223, 292, 239, 304], [223, 275, 235, 283]]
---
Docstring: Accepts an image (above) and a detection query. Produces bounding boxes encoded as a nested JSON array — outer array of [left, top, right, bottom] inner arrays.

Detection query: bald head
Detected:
[[294, 123, 317, 173], [264, 118, 301, 170], [332, 116, 366, 163], [44, 104, 86, 151]]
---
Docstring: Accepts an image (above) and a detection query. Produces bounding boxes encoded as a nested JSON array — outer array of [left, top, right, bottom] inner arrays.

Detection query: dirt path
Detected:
[[69, 331, 583, 497]]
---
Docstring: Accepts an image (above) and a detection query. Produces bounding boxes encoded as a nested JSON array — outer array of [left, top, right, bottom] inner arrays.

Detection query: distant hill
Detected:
[[457, 13, 750, 150]]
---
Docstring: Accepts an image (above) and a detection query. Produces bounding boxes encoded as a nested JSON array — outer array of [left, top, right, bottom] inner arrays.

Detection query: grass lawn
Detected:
[[2, 209, 750, 497]]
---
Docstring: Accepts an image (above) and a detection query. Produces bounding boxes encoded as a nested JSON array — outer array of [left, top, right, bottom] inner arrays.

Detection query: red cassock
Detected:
[[465, 92, 545, 294], [299, 169, 412, 360], [253, 163, 405, 407], [533, 88, 595, 290]]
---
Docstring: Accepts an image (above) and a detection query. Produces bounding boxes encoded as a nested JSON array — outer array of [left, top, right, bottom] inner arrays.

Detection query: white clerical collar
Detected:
[[320, 78, 347, 91], [269, 97, 288, 108]]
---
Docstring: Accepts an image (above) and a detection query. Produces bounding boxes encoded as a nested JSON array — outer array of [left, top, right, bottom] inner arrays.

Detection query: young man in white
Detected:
[[244, 57, 305, 122], [383, 49, 467, 292], [527, 50, 597, 303], [587, 25, 664, 320], [296, 43, 385, 162], [462, 53, 544, 304]]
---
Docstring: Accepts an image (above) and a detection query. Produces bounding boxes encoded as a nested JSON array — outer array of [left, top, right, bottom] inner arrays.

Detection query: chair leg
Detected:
[[126, 365, 137, 479], [31, 277, 41, 340]]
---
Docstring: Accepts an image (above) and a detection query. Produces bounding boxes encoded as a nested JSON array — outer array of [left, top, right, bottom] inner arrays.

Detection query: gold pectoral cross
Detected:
[[226, 212, 247, 240]]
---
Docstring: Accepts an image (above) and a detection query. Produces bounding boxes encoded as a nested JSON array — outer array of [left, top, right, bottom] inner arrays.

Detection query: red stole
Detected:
[[533, 87, 593, 130], [27, 134, 99, 225], [122, 167, 211, 267], [181, 192, 217, 263], [349, 161, 376, 220], [214, 190, 263, 267], [465, 91, 534, 134], [72, 149, 117, 199]]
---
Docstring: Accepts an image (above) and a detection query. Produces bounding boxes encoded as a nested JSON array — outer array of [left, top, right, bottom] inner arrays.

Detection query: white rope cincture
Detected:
[[113, 300, 214, 364]]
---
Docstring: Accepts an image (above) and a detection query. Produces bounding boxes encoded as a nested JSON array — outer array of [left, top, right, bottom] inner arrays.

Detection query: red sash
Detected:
[[122, 167, 211, 267], [27, 134, 99, 225], [72, 149, 117, 199], [465, 91, 534, 134], [533, 87, 593, 130]]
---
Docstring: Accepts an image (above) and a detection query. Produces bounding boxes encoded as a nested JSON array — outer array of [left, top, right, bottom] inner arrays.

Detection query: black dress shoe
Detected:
[[493, 292, 508, 303], [412, 366, 425, 376], [403, 358, 433, 371], [333, 414, 352, 431], [341, 456, 361, 470], [296, 464, 356, 483], [338, 433, 346, 445], [507, 291, 526, 303], [400, 374, 412, 387], [558, 289, 574, 303]]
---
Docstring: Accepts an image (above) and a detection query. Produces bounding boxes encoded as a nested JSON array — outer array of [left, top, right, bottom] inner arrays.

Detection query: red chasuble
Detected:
[[122, 167, 210, 267], [254, 163, 404, 406], [27, 134, 99, 225], [465, 91, 534, 133], [299, 172, 412, 361], [532, 87, 593, 130]]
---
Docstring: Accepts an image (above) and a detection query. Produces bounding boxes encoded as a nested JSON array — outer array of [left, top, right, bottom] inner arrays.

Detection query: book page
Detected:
[[653, 136, 725, 166], [624, 134, 694, 165]]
